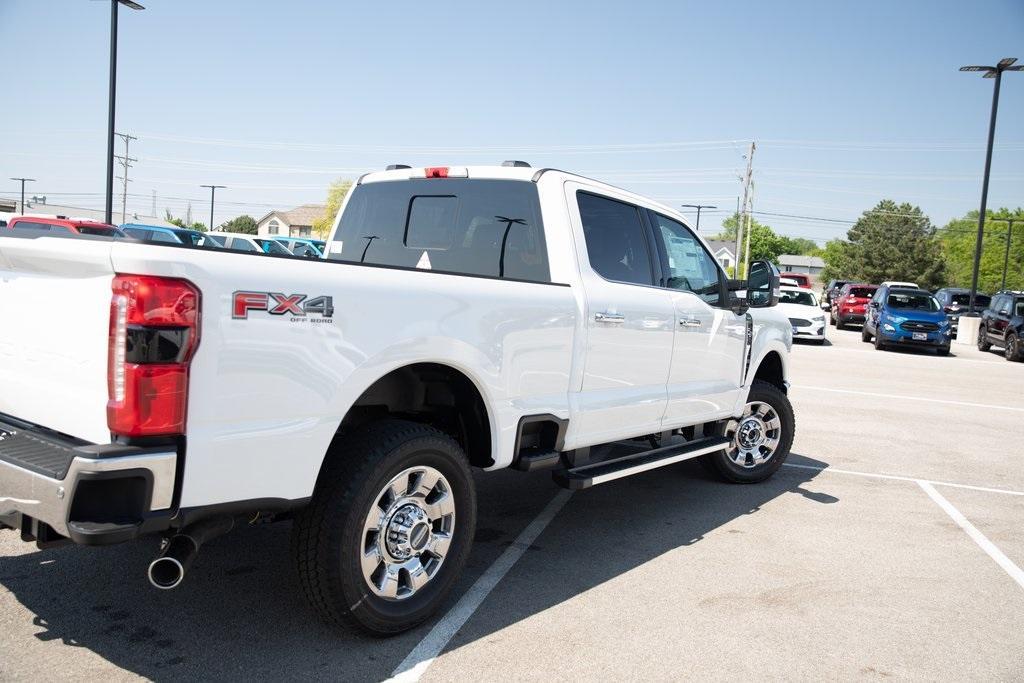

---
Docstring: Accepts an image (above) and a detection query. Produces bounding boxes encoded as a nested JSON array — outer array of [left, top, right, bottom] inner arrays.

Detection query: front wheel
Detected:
[[861, 326, 872, 343], [1006, 333, 1023, 362], [704, 380, 795, 484], [291, 419, 476, 636], [874, 332, 887, 351], [978, 326, 992, 352]]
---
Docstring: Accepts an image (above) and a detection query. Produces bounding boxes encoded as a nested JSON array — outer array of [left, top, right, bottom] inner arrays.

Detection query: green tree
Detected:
[[313, 179, 353, 239], [164, 209, 207, 231], [818, 239, 853, 282], [220, 214, 258, 234], [939, 208, 1024, 292], [840, 200, 945, 289], [711, 212, 818, 266]]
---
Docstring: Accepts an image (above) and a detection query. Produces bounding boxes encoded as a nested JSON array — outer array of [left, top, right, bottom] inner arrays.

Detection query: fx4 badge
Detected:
[[233, 291, 334, 322]]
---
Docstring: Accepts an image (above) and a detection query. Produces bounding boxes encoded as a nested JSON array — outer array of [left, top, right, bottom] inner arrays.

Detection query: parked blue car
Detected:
[[862, 285, 951, 355], [121, 223, 215, 248]]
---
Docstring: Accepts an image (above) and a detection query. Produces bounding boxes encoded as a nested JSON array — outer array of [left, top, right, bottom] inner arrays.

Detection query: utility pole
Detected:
[[151, 189, 156, 217], [997, 218, 1018, 291], [680, 204, 716, 232], [9, 177, 35, 214], [743, 182, 755, 278], [735, 142, 755, 278], [114, 132, 137, 224], [200, 185, 226, 232]]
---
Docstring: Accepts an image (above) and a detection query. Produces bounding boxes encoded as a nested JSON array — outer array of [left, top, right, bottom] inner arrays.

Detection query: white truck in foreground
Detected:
[[0, 163, 793, 635]]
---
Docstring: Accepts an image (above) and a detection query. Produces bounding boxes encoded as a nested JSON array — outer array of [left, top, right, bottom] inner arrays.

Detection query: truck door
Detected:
[[566, 185, 674, 445], [647, 212, 746, 425]]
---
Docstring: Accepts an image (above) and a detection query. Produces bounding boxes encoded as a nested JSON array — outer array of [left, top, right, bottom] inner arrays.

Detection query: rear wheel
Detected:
[[978, 326, 992, 352], [704, 381, 794, 484], [1006, 333, 1023, 362], [291, 419, 476, 636], [830, 313, 837, 327]]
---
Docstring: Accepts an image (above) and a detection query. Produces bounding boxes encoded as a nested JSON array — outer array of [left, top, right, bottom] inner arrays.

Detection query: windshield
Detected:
[[77, 225, 122, 237], [780, 290, 817, 306], [256, 238, 292, 255], [950, 293, 990, 307], [205, 234, 226, 246], [847, 287, 876, 298], [887, 292, 940, 312]]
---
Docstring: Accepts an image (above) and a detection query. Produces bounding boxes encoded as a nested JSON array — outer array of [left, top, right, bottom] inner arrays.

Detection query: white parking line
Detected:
[[918, 481, 1024, 591], [794, 385, 1024, 413], [782, 463, 1024, 496], [387, 489, 574, 683], [808, 344, 1009, 367]]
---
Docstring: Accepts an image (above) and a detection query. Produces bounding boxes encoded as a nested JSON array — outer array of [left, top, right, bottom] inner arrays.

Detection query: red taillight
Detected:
[[424, 167, 449, 178], [107, 275, 200, 437]]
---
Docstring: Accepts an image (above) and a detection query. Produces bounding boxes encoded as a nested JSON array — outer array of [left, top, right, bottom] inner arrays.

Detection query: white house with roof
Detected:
[[256, 204, 327, 238], [705, 239, 738, 271]]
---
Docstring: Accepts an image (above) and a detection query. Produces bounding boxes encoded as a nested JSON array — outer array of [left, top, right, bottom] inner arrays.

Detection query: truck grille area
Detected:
[[789, 318, 811, 328], [0, 417, 79, 480]]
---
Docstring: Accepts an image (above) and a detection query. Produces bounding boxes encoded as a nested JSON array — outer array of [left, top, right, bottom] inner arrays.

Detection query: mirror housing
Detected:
[[869, 301, 880, 309], [821, 302, 832, 312], [746, 260, 781, 308]]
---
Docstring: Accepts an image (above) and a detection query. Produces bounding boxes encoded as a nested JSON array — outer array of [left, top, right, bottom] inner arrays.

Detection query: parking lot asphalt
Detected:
[[2, 326, 1023, 681]]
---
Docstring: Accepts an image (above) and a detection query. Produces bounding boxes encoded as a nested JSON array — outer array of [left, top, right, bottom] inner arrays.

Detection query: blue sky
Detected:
[[1, 0, 1022, 240]]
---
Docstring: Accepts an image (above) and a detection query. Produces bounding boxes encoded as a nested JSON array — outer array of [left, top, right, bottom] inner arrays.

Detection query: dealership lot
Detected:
[[1, 327, 1022, 681]]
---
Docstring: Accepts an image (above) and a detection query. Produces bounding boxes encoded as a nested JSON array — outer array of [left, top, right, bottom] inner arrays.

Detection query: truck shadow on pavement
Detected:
[[0, 453, 832, 681]]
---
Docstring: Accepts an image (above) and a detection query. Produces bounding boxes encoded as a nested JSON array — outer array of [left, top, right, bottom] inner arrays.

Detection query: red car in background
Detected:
[[7, 216, 126, 238], [781, 272, 813, 288], [830, 283, 878, 329]]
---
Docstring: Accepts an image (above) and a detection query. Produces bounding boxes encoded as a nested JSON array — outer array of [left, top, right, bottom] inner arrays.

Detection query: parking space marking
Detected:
[[918, 481, 1024, 591], [782, 463, 1024, 497], [794, 385, 1024, 413], [808, 345, 1010, 366], [388, 489, 574, 683]]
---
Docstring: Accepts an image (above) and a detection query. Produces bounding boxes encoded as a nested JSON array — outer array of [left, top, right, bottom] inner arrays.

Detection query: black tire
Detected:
[[936, 346, 950, 357], [861, 326, 872, 343], [874, 332, 886, 351], [978, 326, 992, 352], [829, 313, 837, 327], [291, 419, 476, 636], [1006, 333, 1023, 362], [703, 380, 795, 484]]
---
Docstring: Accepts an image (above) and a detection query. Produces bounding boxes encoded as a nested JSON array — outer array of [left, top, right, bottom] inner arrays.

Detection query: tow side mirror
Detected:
[[746, 260, 780, 308]]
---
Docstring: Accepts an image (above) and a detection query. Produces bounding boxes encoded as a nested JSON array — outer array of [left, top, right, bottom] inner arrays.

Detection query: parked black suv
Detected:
[[934, 287, 991, 339], [978, 290, 1024, 362], [823, 279, 851, 310]]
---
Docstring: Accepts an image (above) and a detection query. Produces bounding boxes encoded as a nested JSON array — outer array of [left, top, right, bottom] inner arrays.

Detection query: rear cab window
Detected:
[[329, 179, 550, 283], [576, 191, 654, 286]]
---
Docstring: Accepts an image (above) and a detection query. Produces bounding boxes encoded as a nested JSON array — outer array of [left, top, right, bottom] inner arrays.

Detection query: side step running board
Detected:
[[553, 436, 729, 490]]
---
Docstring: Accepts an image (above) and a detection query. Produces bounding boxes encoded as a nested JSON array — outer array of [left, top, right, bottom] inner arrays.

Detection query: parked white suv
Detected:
[[0, 163, 793, 635]]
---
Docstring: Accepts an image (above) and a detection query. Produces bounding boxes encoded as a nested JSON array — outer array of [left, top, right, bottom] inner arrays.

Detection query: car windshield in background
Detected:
[[951, 293, 990, 307], [205, 234, 226, 246], [1016, 300, 1024, 317], [256, 239, 292, 255], [848, 287, 875, 298], [330, 179, 550, 283], [780, 290, 817, 306], [887, 293, 940, 311], [77, 226, 122, 237]]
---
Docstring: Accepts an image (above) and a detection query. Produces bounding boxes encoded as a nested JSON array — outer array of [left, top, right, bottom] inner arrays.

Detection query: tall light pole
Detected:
[[201, 185, 226, 232], [104, 0, 145, 225], [681, 204, 716, 232], [994, 218, 1018, 291], [959, 57, 1022, 313], [10, 177, 35, 214]]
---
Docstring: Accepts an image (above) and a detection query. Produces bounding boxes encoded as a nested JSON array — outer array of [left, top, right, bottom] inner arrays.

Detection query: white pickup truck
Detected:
[[0, 163, 793, 635]]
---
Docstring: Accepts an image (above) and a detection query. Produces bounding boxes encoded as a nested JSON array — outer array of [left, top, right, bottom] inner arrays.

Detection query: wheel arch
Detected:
[[750, 348, 788, 394], [330, 362, 495, 470]]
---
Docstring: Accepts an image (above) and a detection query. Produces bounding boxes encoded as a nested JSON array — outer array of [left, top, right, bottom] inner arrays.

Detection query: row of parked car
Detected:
[[4, 215, 328, 259], [821, 278, 1023, 362]]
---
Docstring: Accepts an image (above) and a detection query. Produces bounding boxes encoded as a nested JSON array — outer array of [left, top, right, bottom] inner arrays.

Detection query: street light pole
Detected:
[[10, 177, 35, 214], [960, 57, 1022, 313], [680, 204, 717, 232], [200, 185, 226, 232], [104, 0, 145, 225]]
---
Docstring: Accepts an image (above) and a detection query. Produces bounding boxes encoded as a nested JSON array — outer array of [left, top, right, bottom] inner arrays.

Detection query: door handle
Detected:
[[679, 316, 702, 328], [595, 312, 625, 324]]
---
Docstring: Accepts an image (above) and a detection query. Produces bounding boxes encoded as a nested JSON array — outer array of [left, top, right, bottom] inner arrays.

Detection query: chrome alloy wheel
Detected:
[[724, 401, 783, 469], [360, 466, 455, 600]]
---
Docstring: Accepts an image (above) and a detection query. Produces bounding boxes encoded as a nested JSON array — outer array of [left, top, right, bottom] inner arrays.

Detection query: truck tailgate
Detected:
[[0, 237, 114, 444]]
